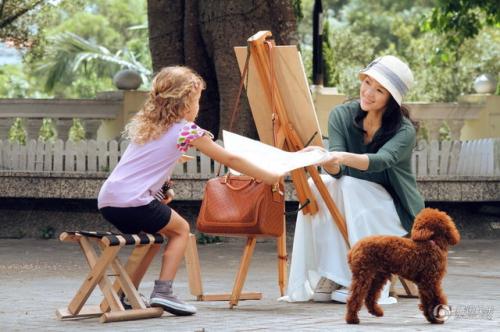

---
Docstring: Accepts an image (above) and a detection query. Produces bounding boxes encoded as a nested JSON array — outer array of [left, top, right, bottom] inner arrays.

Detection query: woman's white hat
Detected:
[[359, 55, 414, 105]]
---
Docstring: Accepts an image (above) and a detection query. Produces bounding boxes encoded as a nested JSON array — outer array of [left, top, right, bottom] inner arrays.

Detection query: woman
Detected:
[[283, 55, 425, 304]]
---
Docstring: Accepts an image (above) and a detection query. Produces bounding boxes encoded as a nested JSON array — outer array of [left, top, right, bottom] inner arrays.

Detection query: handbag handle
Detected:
[[223, 173, 255, 191]]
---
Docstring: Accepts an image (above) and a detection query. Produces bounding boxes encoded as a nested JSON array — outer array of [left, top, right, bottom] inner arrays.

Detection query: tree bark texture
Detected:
[[147, 0, 297, 139]]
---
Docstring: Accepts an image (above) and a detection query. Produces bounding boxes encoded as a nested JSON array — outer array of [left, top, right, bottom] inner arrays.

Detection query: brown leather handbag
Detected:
[[196, 173, 285, 237]]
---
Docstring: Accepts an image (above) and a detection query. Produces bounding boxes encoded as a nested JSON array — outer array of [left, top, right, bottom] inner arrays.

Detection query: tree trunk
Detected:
[[147, 0, 184, 70], [147, 0, 297, 139]]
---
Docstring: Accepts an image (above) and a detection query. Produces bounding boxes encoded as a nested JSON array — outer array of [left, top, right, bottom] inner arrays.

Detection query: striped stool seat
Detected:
[[56, 230, 165, 323], [63, 231, 166, 246]]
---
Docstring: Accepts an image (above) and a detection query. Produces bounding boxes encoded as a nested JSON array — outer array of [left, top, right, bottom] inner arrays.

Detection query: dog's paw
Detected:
[[346, 317, 360, 324], [368, 305, 384, 317], [345, 314, 360, 324]]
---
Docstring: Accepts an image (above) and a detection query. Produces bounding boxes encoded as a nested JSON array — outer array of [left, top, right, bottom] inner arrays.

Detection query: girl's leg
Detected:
[[156, 209, 190, 280], [150, 209, 196, 315]]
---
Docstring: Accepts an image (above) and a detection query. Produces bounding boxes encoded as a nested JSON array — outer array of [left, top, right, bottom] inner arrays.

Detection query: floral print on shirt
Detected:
[[176, 122, 213, 152]]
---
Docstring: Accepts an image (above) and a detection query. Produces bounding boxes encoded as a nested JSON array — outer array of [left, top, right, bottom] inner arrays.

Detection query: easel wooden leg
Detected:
[[185, 233, 262, 303], [185, 233, 204, 299], [229, 237, 257, 308], [277, 218, 287, 296], [399, 277, 419, 298], [390, 275, 419, 298]]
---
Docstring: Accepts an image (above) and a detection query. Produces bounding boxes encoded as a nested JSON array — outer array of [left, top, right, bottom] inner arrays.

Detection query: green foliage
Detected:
[[0, 0, 150, 99], [424, 0, 499, 46], [293, 0, 304, 22], [40, 226, 56, 239], [321, 20, 336, 87], [69, 119, 86, 142], [196, 233, 222, 245], [8, 118, 27, 145], [297, 0, 499, 102], [39, 118, 57, 142], [0, 0, 61, 46], [36, 31, 150, 94]]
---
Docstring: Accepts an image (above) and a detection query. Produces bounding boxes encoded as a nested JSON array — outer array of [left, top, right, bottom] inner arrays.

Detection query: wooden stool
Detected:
[[56, 231, 165, 323]]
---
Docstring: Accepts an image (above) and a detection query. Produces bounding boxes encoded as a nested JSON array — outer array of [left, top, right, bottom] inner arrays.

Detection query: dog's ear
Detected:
[[411, 228, 434, 241], [446, 222, 461, 246]]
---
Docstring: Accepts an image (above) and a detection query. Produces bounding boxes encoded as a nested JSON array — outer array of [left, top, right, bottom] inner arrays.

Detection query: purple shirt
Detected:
[[98, 120, 207, 208]]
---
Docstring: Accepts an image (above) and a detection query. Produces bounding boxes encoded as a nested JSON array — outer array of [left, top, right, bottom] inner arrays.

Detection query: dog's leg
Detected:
[[365, 272, 390, 317], [346, 271, 374, 324], [417, 282, 447, 324]]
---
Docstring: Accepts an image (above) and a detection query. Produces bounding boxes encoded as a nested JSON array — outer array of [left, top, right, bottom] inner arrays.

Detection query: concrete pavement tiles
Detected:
[[0, 238, 499, 331]]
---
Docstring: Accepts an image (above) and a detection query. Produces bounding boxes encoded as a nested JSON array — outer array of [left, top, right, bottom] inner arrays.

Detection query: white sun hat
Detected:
[[359, 55, 414, 105]]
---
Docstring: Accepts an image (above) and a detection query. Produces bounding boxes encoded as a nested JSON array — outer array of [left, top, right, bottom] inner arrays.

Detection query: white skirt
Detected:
[[281, 175, 407, 303]]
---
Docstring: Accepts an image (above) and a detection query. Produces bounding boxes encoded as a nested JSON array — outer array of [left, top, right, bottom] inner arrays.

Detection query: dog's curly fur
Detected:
[[345, 208, 460, 324]]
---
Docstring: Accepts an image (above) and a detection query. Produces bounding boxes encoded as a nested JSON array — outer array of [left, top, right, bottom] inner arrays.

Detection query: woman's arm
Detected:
[[323, 125, 415, 172], [322, 151, 369, 172], [191, 135, 281, 185]]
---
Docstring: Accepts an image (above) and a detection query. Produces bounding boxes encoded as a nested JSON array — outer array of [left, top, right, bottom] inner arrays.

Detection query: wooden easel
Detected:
[[56, 231, 164, 323], [185, 31, 349, 308]]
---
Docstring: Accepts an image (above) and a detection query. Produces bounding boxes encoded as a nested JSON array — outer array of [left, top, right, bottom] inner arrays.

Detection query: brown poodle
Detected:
[[345, 208, 460, 324]]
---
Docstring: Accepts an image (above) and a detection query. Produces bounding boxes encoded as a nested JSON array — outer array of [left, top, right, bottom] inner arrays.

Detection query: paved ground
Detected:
[[0, 237, 499, 331]]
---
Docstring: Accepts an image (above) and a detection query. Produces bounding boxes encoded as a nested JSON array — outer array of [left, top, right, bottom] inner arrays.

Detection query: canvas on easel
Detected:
[[234, 31, 348, 237]]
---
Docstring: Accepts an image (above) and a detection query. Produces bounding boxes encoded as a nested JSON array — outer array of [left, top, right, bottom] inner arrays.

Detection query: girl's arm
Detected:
[[191, 135, 282, 185]]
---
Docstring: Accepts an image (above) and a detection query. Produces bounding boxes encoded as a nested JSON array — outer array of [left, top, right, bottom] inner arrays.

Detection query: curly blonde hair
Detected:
[[124, 66, 205, 144]]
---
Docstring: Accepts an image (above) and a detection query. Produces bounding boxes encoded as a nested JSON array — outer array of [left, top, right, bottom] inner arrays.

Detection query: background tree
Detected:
[[147, 0, 298, 138], [425, 0, 499, 46], [0, 0, 45, 46], [0, 0, 150, 98], [298, 0, 499, 101], [0, 0, 83, 48]]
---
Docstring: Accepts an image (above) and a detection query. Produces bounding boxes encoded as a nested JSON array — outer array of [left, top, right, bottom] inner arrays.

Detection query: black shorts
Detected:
[[100, 199, 172, 234]]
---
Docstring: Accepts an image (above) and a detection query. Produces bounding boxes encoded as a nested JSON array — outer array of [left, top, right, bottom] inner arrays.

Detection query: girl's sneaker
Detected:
[[150, 293, 197, 316], [149, 279, 196, 316]]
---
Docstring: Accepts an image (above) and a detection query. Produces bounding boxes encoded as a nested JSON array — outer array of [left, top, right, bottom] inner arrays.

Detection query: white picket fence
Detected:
[[411, 139, 498, 177], [0, 138, 498, 177]]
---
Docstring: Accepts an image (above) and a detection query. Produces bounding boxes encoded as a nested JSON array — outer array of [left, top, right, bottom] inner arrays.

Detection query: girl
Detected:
[[283, 55, 425, 304], [98, 66, 283, 316]]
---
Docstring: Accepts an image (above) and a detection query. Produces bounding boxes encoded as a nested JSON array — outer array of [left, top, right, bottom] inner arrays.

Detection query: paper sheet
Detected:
[[222, 130, 328, 174]]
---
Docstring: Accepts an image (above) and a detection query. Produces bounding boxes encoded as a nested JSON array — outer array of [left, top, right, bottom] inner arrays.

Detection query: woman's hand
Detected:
[[298, 146, 343, 166], [322, 151, 343, 166]]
